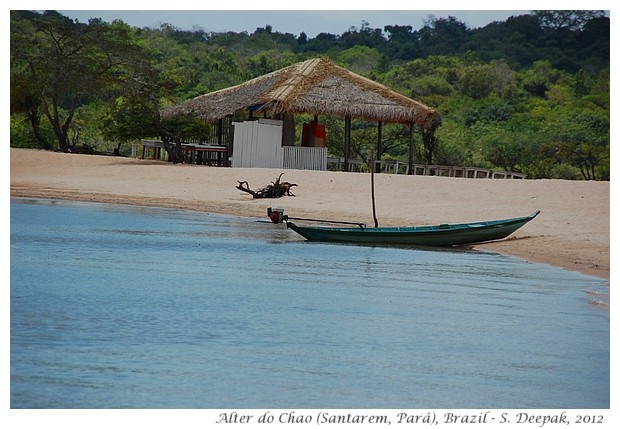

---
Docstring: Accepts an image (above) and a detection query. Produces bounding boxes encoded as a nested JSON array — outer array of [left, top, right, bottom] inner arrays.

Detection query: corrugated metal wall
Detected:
[[232, 119, 283, 168], [232, 119, 326, 170]]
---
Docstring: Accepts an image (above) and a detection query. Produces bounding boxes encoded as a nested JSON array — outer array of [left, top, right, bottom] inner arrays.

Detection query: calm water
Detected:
[[10, 198, 609, 409]]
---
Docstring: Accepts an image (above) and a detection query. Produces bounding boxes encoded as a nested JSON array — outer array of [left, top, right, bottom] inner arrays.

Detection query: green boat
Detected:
[[284, 211, 540, 247]]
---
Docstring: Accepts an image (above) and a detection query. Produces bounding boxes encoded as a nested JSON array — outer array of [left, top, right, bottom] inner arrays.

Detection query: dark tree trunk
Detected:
[[28, 109, 53, 150]]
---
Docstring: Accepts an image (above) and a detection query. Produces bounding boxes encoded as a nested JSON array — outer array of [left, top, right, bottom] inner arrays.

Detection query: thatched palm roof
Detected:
[[162, 57, 437, 125]]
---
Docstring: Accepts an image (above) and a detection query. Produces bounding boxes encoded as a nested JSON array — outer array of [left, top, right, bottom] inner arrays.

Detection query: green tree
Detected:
[[10, 11, 145, 152], [336, 45, 381, 74], [417, 115, 442, 165], [417, 16, 471, 56], [534, 10, 606, 31], [10, 72, 52, 149], [459, 61, 517, 100], [101, 29, 222, 163], [518, 60, 562, 98], [551, 109, 609, 180], [101, 53, 189, 162], [245, 50, 301, 78]]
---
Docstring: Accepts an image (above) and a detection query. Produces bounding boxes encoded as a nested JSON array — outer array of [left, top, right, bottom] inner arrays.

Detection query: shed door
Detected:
[[231, 119, 283, 168]]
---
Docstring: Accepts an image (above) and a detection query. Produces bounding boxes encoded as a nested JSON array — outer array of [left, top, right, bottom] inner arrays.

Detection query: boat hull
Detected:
[[286, 211, 540, 246]]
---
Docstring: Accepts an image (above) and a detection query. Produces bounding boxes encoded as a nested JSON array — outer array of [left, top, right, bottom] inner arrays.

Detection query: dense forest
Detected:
[[10, 10, 610, 179]]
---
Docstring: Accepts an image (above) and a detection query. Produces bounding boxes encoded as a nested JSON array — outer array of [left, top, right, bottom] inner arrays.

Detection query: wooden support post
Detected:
[[408, 123, 415, 175], [217, 119, 223, 146], [344, 115, 351, 172], [377, 121, 383, 162]]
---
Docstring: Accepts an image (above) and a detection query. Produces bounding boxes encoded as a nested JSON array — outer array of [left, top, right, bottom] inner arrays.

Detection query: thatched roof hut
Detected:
[[162, 57, 437, 125]]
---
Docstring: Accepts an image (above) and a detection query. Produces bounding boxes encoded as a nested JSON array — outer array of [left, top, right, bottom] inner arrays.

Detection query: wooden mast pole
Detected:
[[343, 116, 351, 172], [408, 123, 415, 175], [370, 147, 378, 228], [376, 121, 383, 163]]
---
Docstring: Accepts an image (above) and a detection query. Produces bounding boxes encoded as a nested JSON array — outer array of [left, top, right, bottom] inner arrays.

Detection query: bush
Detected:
[[551, 163, 581, 180]]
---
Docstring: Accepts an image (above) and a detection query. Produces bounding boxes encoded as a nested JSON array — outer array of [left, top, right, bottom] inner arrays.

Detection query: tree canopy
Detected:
[[10, 10, 609, 179], [10, 11, 152, 152]]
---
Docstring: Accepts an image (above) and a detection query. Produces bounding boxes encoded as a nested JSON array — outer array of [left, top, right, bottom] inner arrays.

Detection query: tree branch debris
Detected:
[[236, 173, 297, 198]]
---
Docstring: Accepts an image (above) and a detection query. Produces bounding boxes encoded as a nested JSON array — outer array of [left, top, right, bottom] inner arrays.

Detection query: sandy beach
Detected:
[[10, 148, 610, 279]]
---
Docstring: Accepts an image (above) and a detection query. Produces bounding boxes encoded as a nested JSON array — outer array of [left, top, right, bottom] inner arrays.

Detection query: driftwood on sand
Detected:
[[236, 173, 297, 198]]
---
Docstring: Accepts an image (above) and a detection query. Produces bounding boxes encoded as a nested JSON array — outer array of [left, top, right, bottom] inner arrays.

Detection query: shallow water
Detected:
[[10, 198, 609, 409]]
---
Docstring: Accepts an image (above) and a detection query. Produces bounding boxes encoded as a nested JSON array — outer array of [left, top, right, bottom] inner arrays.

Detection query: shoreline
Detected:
[[10, 148, 610, 280]]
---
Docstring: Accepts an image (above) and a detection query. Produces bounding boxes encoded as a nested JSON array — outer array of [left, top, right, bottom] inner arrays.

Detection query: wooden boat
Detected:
[[284, 211, 540, 247]]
